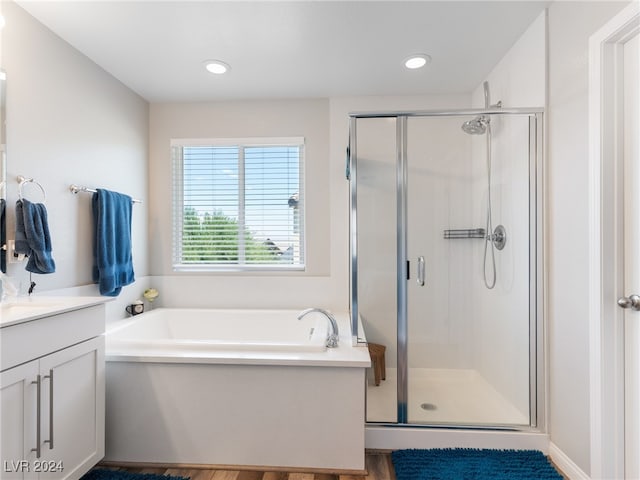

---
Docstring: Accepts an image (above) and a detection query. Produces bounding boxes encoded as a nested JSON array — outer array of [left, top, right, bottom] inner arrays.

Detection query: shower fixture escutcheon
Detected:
[[489, 225, 507, 250]]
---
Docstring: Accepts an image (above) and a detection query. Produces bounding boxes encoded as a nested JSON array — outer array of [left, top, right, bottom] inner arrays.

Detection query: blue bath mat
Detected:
[[81, 470, 189, 480], [392, 449, 563, 480]]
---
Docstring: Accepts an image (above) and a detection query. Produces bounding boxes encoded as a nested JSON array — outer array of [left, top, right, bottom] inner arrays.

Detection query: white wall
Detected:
[[469, 11, 546, 420], [148, 99, 338, 309], [547, 1, 630, 475], [1, 2, 149, 306], [472, 11, 547, 109]]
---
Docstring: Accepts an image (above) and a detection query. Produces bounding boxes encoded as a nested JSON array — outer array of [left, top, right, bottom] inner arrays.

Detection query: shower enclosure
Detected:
[[349, 106, 543, 428]]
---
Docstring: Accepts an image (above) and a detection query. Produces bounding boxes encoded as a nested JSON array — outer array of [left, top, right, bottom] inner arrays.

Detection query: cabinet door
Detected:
[[1, 361, 39, 480], [38, 337, 104, 480]]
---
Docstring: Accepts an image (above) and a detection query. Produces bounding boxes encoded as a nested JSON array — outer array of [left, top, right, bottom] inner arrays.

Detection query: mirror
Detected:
[[1, 70, 6, 273]]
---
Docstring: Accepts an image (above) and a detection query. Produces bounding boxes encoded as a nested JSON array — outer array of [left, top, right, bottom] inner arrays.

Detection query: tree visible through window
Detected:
[[172, 138, 305, 270]]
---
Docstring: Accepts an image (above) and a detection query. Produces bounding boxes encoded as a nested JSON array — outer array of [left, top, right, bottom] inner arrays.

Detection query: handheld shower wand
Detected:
[[461, 81, 505, 289]]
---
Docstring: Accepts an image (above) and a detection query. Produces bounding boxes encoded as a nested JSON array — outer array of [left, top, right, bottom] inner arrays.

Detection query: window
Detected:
[[172, 137, 305, 271]]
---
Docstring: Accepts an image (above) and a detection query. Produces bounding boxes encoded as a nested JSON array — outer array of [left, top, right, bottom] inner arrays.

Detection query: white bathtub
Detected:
[[107, 308, 329, 353], [104, 308, 370, 472]]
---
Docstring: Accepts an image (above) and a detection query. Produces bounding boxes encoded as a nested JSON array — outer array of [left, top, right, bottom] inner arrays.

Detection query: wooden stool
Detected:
[[367, 343, 386, 386]]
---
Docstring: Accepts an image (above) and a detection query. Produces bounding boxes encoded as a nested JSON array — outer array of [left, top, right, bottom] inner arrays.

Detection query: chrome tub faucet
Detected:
[[297, 307, 339, 348]]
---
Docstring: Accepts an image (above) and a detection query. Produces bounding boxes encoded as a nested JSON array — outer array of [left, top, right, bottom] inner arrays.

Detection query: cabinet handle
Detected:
[[30, 375, 41, 459], [44, 369, 54, 449]]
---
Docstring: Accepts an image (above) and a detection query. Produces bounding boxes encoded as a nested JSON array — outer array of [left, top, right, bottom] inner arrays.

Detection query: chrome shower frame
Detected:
[[348, 107, 545, 431]]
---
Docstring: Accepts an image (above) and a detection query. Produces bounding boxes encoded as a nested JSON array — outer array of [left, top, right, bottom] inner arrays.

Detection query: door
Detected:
[[621, 31, 640, 479], [405, 113, 535, 426], [405, 115, 479, 424], [589, 5, 640, 477], [0, 361, 38, 480]]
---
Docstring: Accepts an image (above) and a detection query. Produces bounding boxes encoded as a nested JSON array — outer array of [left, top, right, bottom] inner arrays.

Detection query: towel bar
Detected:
[[69, 184, 142, 204]]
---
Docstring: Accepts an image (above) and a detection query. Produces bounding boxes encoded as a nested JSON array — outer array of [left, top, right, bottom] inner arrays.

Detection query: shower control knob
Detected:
[[617, 294, 640, 311]]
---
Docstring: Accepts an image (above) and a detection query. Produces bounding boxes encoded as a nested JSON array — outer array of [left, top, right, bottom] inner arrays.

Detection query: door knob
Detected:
[[617, 294, 640, 311]]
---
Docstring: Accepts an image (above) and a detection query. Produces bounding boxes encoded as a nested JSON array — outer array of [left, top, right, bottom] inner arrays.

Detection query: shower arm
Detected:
[[483, 81, 490, 108], [483, 81, 503, 110]]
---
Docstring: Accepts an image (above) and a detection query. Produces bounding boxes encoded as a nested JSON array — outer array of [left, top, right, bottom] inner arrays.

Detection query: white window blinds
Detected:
[[172, 138, 305, 271]]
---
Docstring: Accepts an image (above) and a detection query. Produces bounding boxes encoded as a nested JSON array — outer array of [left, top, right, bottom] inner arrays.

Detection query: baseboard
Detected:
[[549, 442, 590, 480], [98, 461, 367, 476]]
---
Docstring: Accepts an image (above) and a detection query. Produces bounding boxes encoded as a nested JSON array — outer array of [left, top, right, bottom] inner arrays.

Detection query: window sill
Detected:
[[172, 264, 306, 274]]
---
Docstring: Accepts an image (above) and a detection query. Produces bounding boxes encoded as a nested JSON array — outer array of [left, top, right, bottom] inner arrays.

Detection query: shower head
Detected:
[[461, 115, 490, 135]]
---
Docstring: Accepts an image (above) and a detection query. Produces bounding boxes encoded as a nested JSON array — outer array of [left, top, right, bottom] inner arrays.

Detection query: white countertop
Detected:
[[0, 296, 111, 328]]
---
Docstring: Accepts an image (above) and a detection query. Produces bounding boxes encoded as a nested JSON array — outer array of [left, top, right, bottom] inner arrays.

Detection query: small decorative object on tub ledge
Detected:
[[126, 299, 144, 316], [143, 288, 159, 309]]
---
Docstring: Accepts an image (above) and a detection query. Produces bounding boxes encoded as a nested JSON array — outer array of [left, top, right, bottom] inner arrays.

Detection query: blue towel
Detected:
[[14, 200, 30, 256], [16, 199, 56, 274], [92, 189, 135, 296], [1, 199, 5, 266]]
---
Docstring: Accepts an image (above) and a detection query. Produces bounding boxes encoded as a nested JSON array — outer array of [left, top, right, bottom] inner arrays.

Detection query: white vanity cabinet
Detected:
[[1, 361, 39, 480], [1, 301, 106, 480]]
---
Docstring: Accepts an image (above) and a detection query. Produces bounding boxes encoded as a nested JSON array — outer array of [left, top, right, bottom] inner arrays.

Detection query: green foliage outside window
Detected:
[[181, 207, 280, 264]]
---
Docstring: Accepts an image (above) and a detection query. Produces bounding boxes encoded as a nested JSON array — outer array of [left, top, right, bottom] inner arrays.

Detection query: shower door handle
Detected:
[[417, 256, 425, 286]]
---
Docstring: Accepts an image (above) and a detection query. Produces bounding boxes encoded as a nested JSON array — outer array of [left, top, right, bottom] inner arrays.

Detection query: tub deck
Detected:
[[106, 308, 369, 367]]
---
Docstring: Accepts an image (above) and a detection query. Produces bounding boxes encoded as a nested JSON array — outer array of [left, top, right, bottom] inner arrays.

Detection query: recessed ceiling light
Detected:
[[404, 54, 431, 70], [204, 60, 230, 75]]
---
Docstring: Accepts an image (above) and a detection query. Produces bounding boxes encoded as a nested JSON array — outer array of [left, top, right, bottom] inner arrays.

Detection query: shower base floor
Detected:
[[366, 368, 529, 426]]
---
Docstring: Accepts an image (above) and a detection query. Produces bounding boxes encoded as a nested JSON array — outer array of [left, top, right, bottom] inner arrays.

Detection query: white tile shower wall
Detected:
[[469, 11, 546, 421], [2, 2, 149, 294]]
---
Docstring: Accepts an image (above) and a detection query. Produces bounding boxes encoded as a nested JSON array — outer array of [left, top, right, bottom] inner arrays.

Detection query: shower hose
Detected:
[[484, 123, 497, 290]]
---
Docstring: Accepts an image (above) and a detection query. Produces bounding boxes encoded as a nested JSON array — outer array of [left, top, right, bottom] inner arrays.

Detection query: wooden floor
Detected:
[[99, 451, 396, 480]]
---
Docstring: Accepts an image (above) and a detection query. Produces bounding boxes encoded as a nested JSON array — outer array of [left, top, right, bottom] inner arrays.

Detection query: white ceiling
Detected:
[[17, 1, 549, 103]]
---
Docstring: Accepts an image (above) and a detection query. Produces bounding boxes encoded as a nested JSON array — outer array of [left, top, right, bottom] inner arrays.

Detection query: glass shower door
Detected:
[[405, 114, 534, 426]]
